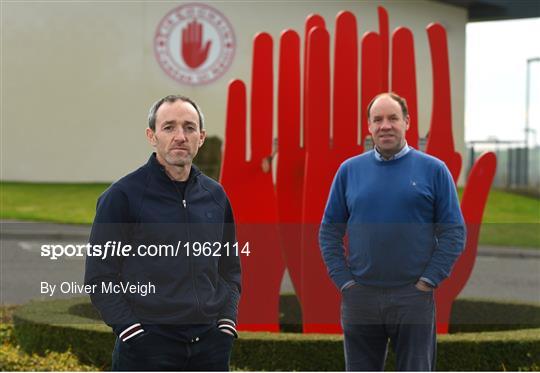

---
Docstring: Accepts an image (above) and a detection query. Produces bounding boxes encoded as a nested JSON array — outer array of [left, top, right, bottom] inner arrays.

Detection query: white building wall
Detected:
[[1, 1, 466, 182]]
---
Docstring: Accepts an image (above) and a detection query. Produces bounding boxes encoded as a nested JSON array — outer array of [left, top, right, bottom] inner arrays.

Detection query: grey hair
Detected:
[[148, 95, 205, 131]]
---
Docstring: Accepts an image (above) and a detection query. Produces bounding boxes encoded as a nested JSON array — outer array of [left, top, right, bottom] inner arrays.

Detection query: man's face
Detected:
[[368, 95, 409, 157], [146, 100, 206, 168]]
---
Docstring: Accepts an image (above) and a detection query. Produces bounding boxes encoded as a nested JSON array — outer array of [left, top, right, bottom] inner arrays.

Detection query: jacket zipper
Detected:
[[181, 180, 202, 315]]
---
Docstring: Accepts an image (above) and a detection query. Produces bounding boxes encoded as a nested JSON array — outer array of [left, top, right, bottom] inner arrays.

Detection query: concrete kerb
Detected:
[[1, 220, 90, 241]]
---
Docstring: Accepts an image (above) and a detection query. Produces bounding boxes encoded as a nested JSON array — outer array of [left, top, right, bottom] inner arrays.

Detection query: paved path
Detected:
[[1, 220, 539, 305]]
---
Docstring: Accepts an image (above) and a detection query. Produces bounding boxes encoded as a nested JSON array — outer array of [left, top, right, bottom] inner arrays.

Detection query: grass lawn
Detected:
[[0, 182, 109, 224], [1, 182, 539, 247], [457, 189, 540, 248]]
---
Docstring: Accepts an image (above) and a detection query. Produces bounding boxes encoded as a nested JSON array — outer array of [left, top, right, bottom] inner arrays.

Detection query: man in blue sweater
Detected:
[[85, 95, 241, 371], [319, 93, 465, 371]]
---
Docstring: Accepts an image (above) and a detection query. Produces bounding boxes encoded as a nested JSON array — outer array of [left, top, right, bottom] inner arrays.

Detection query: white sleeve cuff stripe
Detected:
[[217, 318, 236, 326], [119, 323, 142, 339], [340, 280, 356, 292], [220, 329, 235, 336], [122, 328, 144, 342], [218, 324, 237, 333]]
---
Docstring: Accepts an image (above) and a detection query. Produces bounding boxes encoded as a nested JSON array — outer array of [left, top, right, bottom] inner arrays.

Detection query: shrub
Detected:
[[12, 296, 540, 371], [0, 343, 97, 371], [0, 322, 96, 371]]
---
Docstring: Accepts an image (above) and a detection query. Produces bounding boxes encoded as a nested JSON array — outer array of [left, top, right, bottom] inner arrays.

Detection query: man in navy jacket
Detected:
[[319, 93, 465, 371], [85, 95, 241, 371]]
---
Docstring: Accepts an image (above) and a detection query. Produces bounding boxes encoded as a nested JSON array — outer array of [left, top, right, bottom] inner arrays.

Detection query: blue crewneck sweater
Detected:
[[319, 149, 465, 289]]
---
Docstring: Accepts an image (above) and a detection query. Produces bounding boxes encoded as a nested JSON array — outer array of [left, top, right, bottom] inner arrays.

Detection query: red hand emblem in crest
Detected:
[[181, 19, 212, 69]]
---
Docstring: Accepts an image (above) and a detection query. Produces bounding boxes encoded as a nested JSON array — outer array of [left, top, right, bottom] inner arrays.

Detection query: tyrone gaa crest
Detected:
[[154, 3, 236, 86]]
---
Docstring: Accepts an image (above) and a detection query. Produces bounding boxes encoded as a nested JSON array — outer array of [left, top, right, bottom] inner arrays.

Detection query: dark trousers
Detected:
[[341, 283, 436, 371], [112, 326, 234, 371]]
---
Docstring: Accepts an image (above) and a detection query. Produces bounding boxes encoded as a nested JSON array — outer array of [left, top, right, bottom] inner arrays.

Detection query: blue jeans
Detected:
[[341, 283, 436, 371], [112, 326, 235, 371]]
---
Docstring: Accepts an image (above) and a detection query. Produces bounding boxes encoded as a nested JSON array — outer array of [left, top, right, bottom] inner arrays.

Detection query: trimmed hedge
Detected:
[[13, 296, 540, 371], [12, 298, 112, 369], [195, 135, 222, 180], [232, 329, 540, 371], [0, 323, 96, 371]]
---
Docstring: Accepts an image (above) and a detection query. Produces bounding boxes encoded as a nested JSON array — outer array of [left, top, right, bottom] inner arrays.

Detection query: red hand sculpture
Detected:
[[391, 22, 497, 334], [301, 11, 362, 333], [276, 28, 303, 300], [220, 33, 285, 332], [422, 23, 497, 334], [222, 7, 497, 336], [182, 19, 211, 69], [276, 14, 325, 303]]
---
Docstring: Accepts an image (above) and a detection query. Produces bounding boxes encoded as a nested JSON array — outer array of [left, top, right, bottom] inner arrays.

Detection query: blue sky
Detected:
[[465, 18, 540, 145]]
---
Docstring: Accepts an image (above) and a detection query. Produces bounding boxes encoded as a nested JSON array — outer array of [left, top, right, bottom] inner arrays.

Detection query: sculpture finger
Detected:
[[250, 32, 274, 163], [220, 79, 247, 186], [378, 6, 390, 91], [304, 27, 330, 153], [425, 23, 461, 182], [360, 32, 383, 146], [332, 11, 359, 154], [391, 27, 419, 149]]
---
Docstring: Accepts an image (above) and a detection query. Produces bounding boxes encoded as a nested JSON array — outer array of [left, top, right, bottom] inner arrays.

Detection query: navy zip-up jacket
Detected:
[[84, 154, 241, 338]]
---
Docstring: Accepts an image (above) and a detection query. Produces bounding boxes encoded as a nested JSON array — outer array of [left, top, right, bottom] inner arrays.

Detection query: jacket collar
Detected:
[[147, 153, 201, 182]]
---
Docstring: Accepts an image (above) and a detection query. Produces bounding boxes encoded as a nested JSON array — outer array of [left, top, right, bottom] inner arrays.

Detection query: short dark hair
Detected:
[[148, 95, 205, 131], [366, 92, 409, 120]]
